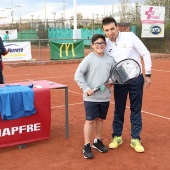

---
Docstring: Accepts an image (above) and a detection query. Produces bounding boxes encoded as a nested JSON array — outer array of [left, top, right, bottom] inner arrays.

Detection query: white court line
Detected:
[[32, 75, 74, 79], [119, 103, 170, 120], [51, 90, 83, 108], [5, 73, 41, 77], [5, 73, 170, 120], [142, 111, 170, 120], [65, 90, 170, 120], [68, 90, 82, 95], [5, 79, 36, 83], [51, 100, 170, 120], [5, 70, 76, 77], [51, 102, 83, 108], [5, 75, 74, 83], [152, 69, 170, 73]]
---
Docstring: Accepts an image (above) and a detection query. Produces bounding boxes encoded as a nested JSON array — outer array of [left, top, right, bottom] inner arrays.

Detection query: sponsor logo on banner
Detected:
[[141, 5, 165, 23], [2, 42, 32, 61], [6, 44, 24, 52], [60, 43, 76, 58], [150, 25, 161, 35], [141, 24, 164, 37], [145, 7, 160, 20]]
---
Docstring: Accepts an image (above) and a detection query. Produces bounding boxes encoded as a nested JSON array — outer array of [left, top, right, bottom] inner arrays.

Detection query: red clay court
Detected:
[[1, 56, 170, 170]]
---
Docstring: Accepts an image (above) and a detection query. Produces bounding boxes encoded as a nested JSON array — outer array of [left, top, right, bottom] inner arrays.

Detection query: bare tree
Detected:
[[70, 12, 83, 20], [118, 0, 135, 22], [70, 12, 84, 28]]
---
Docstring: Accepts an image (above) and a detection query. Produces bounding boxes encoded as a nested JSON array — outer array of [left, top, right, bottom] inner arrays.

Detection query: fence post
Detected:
[[38, 38, 42, 61]]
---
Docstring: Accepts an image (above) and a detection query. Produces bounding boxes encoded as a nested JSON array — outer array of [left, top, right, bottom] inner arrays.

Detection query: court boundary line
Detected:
[[66, 90, 170, 120], [152, 69, 170, 72]]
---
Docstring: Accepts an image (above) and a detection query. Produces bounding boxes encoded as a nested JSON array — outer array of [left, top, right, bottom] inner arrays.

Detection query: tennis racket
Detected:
[[92, 58, 141, 93]]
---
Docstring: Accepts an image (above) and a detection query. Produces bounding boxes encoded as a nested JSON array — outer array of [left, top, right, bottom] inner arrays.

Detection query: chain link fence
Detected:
[[1, 20, 170, 62]]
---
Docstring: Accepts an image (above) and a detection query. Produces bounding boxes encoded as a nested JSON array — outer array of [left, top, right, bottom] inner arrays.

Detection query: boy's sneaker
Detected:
[[130, 139, 144, 153], [83, 143, 93, 159], [92, 139, 108, 153], [109, 136, 123, 149]]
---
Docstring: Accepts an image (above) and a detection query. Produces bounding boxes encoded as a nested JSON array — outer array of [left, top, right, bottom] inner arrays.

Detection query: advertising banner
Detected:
[[141, 23, 164, 38], [50, 40, 84, 60], [2, 42, 32, 61], [141, 6, 165, 38], [0, 29, 18, 40], [141, 5, 165, 23]]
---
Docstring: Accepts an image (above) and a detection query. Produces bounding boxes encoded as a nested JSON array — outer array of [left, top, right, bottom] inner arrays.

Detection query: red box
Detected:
[[0, 88, 51, 148]]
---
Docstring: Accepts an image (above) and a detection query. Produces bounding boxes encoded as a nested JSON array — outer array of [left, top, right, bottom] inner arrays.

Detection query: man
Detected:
[[102, 17, 152, 153], [3, 31, 9, 42], [0, 37, 9, 83]]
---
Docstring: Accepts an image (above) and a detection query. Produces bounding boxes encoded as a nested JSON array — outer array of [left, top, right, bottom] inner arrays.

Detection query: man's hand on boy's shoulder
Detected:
[[105, 80, 113, 88], [3, 49, 9, 56]]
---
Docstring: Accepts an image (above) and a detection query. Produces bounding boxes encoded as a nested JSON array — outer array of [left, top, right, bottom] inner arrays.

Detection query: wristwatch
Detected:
[[145, 74, 151, 77]]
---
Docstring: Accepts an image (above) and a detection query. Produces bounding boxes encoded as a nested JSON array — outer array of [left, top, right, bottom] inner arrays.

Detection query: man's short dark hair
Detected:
[[6, 31, 8, 34], [102, 17, 117, 28]]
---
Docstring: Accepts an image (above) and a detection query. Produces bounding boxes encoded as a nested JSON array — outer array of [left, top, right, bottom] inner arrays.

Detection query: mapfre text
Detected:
[[0, 123, 41, 137]]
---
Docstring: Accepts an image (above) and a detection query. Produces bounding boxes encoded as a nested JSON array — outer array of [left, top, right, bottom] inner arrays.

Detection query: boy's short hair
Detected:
[[102, 17, 117, 28], [91, 34, 106, 44]]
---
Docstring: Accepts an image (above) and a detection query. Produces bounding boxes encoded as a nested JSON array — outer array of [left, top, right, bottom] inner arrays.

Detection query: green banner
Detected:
[[50, 40, 84, 60]]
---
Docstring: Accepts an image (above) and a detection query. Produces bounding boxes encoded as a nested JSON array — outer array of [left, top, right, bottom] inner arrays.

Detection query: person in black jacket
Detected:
[[0, 37, 9, 84]]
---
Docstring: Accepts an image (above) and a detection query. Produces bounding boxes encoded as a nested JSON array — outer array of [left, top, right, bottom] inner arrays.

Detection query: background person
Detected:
[[102, 17, 152, 153], [3, 31, 9, 42], [74, 34, 114, 159], [0, 37, 9, 84]]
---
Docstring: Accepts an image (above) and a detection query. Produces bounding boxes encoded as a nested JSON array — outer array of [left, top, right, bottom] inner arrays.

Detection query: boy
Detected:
[[74, 34, 114, 159]]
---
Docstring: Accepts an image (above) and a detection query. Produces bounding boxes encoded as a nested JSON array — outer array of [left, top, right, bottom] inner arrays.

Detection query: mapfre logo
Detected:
[[0, 123, 41, 137], [60, 43, 76, 58], [150, 25, 161, 35]]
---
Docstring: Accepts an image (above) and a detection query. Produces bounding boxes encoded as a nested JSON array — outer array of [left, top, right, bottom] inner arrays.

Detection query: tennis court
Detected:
[[1, 57, 170, 170]]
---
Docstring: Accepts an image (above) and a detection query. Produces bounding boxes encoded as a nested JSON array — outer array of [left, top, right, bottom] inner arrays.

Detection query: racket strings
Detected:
[[91, 59, 141, 94], [111, 59, 141, 84]]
